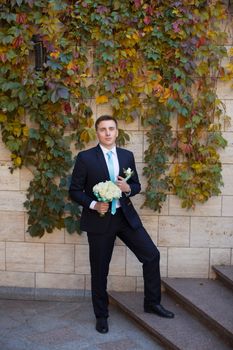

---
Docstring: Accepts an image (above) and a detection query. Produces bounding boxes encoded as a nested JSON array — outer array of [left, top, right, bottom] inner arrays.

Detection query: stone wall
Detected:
[[1, 38, 233, 295]]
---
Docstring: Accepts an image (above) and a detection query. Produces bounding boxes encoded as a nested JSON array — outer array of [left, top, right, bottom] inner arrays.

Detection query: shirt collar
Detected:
[[99, 144, 116, 156]]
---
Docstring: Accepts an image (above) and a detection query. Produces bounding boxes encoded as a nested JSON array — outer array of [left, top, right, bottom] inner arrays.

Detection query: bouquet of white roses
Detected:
[[93, 180, 122, 203]]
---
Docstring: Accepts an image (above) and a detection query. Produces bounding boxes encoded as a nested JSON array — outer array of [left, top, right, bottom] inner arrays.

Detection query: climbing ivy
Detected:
[[0, 0, 231, 236]]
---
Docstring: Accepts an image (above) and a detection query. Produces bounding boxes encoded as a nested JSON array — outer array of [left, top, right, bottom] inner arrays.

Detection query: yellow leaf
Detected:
[[80, 130, 89, 143], [229, 48, 233, 56], [159, 88, 171, 103], [23, 126, 29, 137], [119, 94, 126, 103], [67, 62, 76, 70], [0, 113, 7, 123], [50, 51, 60, 59], [18, 107, 25, 117], [13, 126, 21, 137], [96, 95, 108, 104], [126, 48, 136, 57], [172, 9, 180, 15], [143, 26, 153, 33], [14, 156, 22, 167]]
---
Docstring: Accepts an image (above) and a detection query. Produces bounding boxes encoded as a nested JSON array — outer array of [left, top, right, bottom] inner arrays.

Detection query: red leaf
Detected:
[[134, 0, 141, 9], [196, 36, 206, 48], [16, 13, 27, 24], [0, 53, 7, 63], [64, 102, 71, 114], [143, 16, 151, 25], [12, 36, 24, 48]]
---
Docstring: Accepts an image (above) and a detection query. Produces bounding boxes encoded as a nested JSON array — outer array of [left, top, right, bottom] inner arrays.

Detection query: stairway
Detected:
[[109, 265, 233, 350]]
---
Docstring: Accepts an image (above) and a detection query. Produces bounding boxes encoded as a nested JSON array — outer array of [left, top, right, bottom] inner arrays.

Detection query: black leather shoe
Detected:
[[144, 304, 174, 318], [96, 317, 109, 333]]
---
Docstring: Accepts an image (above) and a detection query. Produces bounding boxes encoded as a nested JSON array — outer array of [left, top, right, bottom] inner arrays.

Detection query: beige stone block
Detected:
[[126, 248, 142, 277], [118, 117, 139, 131], [96, 104, 113, 118], [0, 242, 5, 270], [6, 242, 44, 272], [217, 81, 233, 99], [45, 244, 74, 273], [136, 276, 144, 292], [221, 46, 233, 69], [82, 77, 96, 91], [0, 163, 20, 190], [135, 162, 147, 192], [190, 217, 233, 248], [131, 193, 169, 216], [0, 138, 11, 161], [75, 244, 90, 274], [158, 216, 189, 247], [159, 247, 168, 277], [222, 164, 233, 195], [25, 228, 65, 244], [169, 195, 221, 216], [86, 274, 137, 293], [0, 211, 24, 241], [19, 168, 33, 191], [224, 100, 233, 131], [85, 274, 91, 291], [127, 246, 167, 281], [220, 21, 233, 45], [36, 273, 84, 289], [109, 246, 126, 276], [0, 191, 26, 211], [65, 231, 88, 244], [141, 215, 158, 244], [108, 275, 136, 292], [219, 132, 233, 164], [115, 237, 125, 246], [209, 248, 231, 278], [168, 248, 209, 278], [222, 196, 233, 216], [0, 271, 35, 287], [86, 48, 94, 76], [124, 131, 144, 162]]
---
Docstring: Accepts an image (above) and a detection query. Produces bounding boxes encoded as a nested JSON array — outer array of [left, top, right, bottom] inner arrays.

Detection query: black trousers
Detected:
[[87, 208, 161, 319]]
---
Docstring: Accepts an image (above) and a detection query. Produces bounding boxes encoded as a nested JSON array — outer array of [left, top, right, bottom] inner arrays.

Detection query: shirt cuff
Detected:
[[90, 200, 97, 209], [125, 190, 131, 197]]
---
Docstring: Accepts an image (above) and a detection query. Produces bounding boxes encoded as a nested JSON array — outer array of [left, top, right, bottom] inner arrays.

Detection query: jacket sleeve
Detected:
[[125, 152, 141, 197], [69, 152, 93, 208]]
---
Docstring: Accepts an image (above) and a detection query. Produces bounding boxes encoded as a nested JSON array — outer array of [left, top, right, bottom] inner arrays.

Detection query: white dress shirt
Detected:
[[90, 144, 120, 209]]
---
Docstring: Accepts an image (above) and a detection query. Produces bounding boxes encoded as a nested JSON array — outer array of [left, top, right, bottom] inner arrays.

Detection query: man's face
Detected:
[[96, 120, 118, 149]]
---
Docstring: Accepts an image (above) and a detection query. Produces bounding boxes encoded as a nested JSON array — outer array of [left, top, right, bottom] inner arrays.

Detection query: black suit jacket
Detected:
[[69, 144, 143, 233]]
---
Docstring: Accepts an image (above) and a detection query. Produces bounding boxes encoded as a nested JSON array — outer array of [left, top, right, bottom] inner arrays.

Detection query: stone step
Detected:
[[162, 278, 233, 346], [109, 291, 232, 350], [212, 265, 233, 291]]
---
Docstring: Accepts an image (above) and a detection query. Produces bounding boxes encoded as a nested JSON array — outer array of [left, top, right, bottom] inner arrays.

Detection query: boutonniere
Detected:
[[123, 167, 134, 182]]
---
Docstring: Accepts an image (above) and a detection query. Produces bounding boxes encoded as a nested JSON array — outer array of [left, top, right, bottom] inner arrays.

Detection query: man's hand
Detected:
[[94, 202, 109, 215], [116, 176, 131, 193]]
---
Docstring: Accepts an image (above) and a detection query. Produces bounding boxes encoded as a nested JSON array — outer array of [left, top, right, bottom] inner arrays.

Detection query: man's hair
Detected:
[[95, 115, 118, 130]]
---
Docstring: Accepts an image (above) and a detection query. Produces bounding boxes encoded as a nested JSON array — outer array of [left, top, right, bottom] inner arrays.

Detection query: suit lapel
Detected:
[[96, 144, 110, 180], [116, 147, 124, 177]]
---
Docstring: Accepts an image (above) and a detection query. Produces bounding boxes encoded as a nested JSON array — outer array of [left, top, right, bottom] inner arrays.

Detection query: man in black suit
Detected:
[[69, 115, 174, 334]]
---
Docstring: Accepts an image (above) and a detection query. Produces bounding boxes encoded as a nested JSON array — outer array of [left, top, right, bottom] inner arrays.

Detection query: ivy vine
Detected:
[[0, 0, 231, 237]]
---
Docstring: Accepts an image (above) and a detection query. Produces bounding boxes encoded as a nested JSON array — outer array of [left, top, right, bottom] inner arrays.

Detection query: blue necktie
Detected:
[[107, 151, 117, 215]]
